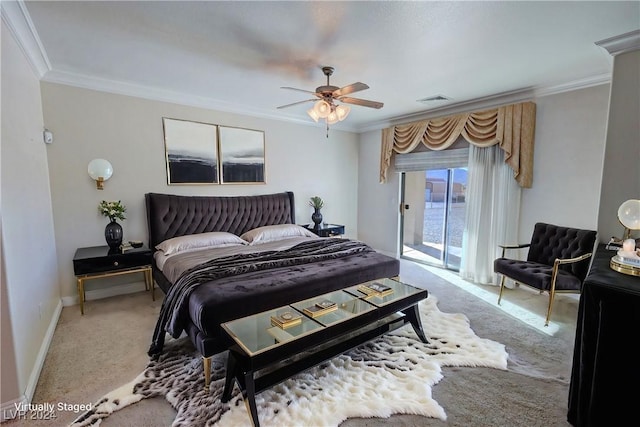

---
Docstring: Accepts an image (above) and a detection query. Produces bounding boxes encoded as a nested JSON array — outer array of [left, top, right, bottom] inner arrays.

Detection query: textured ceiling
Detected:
[[21, 1, 640, 131]]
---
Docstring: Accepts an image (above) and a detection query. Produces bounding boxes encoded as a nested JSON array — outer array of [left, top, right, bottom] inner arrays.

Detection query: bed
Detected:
[[145, 191, 400, 359]]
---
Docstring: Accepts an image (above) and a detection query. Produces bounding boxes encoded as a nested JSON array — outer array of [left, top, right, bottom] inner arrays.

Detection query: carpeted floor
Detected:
[[7, 259, 578, 426], [68, 295, 508, 427]]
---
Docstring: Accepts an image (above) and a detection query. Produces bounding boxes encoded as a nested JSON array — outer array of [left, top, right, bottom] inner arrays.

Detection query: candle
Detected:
[[623, 238, 636, 252]]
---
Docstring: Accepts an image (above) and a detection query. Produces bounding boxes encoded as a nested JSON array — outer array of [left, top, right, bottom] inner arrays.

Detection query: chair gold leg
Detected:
[[497, 275, 506, 305], [545, 289, 556, 327], [203, 356, 211, 391]]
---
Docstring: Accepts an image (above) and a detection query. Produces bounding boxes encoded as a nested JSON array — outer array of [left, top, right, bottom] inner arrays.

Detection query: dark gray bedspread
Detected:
[[149, 238, 399, 355]]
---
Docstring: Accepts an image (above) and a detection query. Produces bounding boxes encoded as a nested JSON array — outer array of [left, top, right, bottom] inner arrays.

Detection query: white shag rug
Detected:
[[70, 295, 507, 427]]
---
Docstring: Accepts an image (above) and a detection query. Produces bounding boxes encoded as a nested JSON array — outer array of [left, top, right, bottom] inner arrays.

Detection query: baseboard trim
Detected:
[[1, 395, 28, 422], [61, 281, 147, 307], [24, 299, 63, 401], [1, 300, 64, 421]]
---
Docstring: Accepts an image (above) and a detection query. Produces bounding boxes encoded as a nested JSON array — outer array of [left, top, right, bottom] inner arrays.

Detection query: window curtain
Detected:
[[459, 144, 521, 285], [380, 101, 536, 188]]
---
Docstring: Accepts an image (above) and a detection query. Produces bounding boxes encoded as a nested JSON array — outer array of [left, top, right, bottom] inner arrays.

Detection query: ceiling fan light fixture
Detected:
[[313, 100, 331, 118], [326, 110, 340, 125], [335, 104, 350, 121], [278, 66, 383, 136], [307, 107, 320, 122]]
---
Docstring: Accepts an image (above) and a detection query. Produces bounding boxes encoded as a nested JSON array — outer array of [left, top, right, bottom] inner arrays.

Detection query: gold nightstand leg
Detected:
[[203, 356, 211, 391], [77, 278, 85, 315]]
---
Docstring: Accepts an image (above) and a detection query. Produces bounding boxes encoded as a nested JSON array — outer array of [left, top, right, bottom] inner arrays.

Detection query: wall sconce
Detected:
[[618, 199, 640, 239], [88, 159, 113, 190]]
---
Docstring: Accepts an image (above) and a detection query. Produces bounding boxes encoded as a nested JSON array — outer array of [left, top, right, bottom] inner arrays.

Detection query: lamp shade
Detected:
[[313, 100, 331, 118], [618, 199, 640, 230], [335, 104, 350, 121], [326, 110, 339, 125], [307, 107, 320, 123], [88, 159, 113, 181]]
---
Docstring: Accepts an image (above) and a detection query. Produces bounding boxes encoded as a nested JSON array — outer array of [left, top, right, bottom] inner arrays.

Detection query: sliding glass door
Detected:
[[400, 167, 467, 271]]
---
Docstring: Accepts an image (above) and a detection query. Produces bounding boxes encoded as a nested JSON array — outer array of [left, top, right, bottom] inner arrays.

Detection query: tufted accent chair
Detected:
[[494, 222, 597, 326]]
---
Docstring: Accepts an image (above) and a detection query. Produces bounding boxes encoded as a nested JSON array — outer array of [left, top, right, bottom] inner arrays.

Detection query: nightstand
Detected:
[[72, 245, 153, 315], [302, 223, 345, 238]]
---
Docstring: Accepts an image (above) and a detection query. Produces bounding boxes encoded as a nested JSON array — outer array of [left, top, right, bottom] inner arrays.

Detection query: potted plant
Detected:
[[309, 196, 324, 227], [99, 200, 126, 250]]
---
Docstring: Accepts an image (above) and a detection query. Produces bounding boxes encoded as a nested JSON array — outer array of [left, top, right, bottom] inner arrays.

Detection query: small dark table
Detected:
[[220, 278, 428, 427], [72, 245, 153, 314], [302, 223, 345, 237], [567, 244, 640, 426]]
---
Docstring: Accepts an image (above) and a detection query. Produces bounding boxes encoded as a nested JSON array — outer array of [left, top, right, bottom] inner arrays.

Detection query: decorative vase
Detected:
[[105, 220, 123, 250], [311, 208, 323, 228]]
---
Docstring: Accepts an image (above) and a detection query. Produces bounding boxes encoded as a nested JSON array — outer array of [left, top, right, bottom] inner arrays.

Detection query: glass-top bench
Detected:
[[219, 277, 429, 427]]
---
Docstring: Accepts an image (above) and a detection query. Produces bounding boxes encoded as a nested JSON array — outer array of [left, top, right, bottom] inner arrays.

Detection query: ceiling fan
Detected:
[[277, 66, 383, 133]]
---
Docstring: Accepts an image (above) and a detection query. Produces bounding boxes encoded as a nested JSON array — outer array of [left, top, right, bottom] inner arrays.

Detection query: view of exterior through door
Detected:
[[401, 168, 467, 271]]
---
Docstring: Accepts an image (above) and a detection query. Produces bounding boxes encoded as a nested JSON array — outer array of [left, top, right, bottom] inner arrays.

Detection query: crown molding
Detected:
[[41, 69, 359, 133], [357, 73, 612, 133], [531, 73, 611, 97], [1, 0, 51, 77], [596, 29, 640, 56], [45, 67, 610, 136]]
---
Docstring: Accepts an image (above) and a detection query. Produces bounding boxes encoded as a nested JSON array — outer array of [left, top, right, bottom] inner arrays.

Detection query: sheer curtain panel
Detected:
[[459, 144, 521, 285]]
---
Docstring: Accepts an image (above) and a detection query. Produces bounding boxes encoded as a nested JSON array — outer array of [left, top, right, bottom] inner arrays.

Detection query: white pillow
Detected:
[[240, 224, 318, 245], [155, 231, 247, 255]]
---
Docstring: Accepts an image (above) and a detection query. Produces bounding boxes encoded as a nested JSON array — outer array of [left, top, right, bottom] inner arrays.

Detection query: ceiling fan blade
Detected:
[[276, 99, 317, 109], [332, 82, 369, 97], [339, 96, 384, 109], [281, 86, 319, 95]]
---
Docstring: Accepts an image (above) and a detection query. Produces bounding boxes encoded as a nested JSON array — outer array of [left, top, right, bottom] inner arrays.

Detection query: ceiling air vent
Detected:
[[417, 95, 452, 104]]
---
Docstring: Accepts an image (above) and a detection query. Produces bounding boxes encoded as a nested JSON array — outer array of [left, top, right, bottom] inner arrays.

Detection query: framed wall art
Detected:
[[163, 118, 219, 185], [218, 126, 265, 184]]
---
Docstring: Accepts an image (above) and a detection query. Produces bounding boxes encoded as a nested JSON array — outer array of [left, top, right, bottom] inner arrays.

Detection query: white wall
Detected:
[[40, 83, 360, 301], [1, 20, 61, 409], [357, 131, 400, 257], [357, 84, 611, 256], [519, 84, 609, 241], [598, 49, 640, 240]]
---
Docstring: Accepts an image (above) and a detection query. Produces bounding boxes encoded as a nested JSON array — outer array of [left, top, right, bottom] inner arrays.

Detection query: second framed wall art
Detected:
[[162, 118, 265, 185]]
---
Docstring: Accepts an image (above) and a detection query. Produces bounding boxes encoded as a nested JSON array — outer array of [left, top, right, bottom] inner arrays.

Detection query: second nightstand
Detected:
[[72, 245, 153, 315], [302, 223, 345, 238]]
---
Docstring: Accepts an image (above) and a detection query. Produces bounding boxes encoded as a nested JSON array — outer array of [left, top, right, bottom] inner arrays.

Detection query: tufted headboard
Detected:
[[145, 192, 295, 249]]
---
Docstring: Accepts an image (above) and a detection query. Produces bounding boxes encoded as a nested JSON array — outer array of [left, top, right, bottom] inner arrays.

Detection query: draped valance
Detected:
[[380, 101, 536, 188]]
